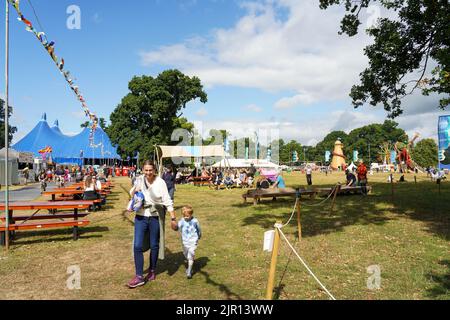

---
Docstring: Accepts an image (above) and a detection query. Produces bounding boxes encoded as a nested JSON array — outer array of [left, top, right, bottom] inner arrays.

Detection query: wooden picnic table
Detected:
[[43, 189, 108, 201], [0, 201, 94, 245], [243, 188, 318, 205]]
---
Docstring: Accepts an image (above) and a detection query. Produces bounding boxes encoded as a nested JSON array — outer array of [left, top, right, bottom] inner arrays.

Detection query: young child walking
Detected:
[[172, 205, 201, 279]]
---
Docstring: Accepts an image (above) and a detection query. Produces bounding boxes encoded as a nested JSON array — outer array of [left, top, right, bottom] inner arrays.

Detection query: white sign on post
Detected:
[[263, 230, 275, 252]]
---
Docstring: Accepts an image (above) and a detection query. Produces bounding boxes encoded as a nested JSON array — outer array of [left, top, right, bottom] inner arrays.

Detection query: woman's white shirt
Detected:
[[131, 175, 174, 217]]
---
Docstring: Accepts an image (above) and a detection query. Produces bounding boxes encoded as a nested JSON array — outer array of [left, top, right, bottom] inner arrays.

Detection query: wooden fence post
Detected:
[[330, 184, 340, 214], [266, 221, 282, 300]]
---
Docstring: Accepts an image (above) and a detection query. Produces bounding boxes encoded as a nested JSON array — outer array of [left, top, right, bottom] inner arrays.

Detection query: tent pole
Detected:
[[4, 0, 10, 251]]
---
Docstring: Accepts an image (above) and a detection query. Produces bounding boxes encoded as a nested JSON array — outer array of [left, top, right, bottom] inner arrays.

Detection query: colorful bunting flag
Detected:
[[8, 0, 98, 145]]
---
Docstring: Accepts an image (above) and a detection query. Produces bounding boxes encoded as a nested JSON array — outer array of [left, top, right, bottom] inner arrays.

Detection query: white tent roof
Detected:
[[156, 145, 226, 159], [212, 159, 279, 169]]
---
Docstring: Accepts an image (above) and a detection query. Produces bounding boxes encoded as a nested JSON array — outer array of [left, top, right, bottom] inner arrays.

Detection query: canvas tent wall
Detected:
[[0, 148, 20, 185]]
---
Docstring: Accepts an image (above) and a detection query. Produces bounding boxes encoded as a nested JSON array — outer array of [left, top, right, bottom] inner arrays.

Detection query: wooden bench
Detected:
[[243, 188, 318, 205], [0, 201, 93, 246], [0, 213, 89, 222], [0, 220, 90, 232], [243, 185, 373, 205]]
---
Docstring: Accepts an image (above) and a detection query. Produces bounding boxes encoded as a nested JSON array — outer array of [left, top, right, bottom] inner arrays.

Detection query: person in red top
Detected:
[[356, 160, 368, 195]]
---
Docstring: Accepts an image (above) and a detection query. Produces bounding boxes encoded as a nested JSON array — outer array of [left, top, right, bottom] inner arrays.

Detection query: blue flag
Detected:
[[438, 115, 450, 169]]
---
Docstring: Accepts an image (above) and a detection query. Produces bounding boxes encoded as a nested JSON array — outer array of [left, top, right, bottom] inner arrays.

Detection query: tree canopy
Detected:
[[0, 98, 17, 149], [411, 138, 438, 167], [106, 70, 207, 160], [319, 0, 449, 117]]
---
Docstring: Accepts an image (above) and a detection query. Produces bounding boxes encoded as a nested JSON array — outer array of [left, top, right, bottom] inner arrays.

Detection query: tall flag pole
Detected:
[[4, 0, 10, 251]]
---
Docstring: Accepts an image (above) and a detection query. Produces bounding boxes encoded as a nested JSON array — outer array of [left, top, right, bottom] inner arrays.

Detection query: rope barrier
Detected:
[[277, 226, 337, 300], [301, 184, 339, 207], [281, 197, 299, 228]]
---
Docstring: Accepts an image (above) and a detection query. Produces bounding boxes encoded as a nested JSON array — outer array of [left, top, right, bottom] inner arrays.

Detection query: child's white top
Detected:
[[178, 218, 201, 246]]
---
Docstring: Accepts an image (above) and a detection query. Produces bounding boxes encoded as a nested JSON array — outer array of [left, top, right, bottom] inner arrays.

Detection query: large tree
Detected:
[[346, 120, 407, 163], [411, 138, 438, 167], [0, 98, 17, 148], [107, 70, 207, 160], [319, 0, 449, 117]]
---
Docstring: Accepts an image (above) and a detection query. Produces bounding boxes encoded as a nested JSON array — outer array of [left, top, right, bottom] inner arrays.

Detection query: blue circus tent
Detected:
[[13, 113, 120, 165], [51, 120, 65, 137]]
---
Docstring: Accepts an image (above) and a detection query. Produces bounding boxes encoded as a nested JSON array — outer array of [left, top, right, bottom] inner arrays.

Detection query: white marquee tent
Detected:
[[212, 158, 279, 169]]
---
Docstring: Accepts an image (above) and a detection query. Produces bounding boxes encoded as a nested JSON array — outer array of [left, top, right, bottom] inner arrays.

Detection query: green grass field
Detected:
[[0, 172, 448, 300]]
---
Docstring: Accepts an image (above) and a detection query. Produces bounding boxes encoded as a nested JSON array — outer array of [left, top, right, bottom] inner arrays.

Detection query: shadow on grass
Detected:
[[236, 194, 391, 238], [426, 259, 450, 299], [153, 248, 186, 277], [11, 226, 109, 246], [197, 268, 243, 300], [234, 181, 449, 240], [154, 252, 242, 299]]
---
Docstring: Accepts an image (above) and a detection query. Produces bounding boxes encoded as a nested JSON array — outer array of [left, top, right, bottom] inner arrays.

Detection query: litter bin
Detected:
[[115, 168, 122, 176], [123, 167, 129, 177]]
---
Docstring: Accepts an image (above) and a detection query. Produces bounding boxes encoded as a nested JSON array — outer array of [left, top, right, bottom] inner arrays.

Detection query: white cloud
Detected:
[[245, 104, 262, 112], [140, 0, 444, 144], [275, 93, 315, 109], [194, 108, 378, 146], [196, 107, 208, 117], [140, 0, 372, 102]]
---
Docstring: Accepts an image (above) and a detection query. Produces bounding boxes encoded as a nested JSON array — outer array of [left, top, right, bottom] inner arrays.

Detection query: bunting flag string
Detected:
[[8, 0, 98, 146]]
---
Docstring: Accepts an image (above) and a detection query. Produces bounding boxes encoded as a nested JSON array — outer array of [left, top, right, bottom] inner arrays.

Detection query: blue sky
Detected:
[[0, 0, 447, 147]]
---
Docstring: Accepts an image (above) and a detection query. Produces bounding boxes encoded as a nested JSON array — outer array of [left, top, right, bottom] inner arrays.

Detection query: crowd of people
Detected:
[[173, 164, 289, 190]]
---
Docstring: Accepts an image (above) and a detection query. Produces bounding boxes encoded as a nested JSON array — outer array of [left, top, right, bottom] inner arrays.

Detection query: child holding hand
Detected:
[[172, 205, 201, 279]]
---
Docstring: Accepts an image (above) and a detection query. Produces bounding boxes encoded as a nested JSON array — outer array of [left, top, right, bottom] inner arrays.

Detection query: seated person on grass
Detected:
[[224, 173, 234, 189], [345, 169, 357, 187]]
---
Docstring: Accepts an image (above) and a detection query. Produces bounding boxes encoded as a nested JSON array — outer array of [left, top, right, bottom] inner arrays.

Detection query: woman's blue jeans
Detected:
[[134, 215, 160, 276]]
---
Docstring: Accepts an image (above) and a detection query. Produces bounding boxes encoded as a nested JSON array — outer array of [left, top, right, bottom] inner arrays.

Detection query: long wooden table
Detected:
[[243, 186, 373, 205], [43, 189, 108, 201], [0, 201, 94, 245]]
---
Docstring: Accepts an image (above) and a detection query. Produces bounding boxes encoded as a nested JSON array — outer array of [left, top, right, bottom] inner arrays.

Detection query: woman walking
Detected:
[[127, 161, 177, 288]]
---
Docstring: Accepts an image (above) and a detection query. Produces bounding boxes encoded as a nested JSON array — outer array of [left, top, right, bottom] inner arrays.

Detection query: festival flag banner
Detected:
[[390, 151, 397, 164], [325, 151, 331, 163], [353, 150, 359, 163], [266, 146, 272, 161], [438, 115, 450, 169], [8, 0, 98, 145]]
